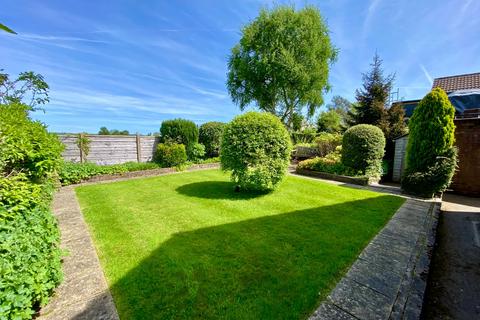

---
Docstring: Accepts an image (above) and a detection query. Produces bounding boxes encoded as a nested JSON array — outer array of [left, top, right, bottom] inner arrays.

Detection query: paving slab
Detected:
[[300, 171, 441, 320], [38, 187, 119, 320]]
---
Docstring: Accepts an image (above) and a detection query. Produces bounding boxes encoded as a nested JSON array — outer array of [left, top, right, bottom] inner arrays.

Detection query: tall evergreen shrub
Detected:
[[402, 88, 457, 197], [160, 119, 199, 158], [405, 88, 455, 172]]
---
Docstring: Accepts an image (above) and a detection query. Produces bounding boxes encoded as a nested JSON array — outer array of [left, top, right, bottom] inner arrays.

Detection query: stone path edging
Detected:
[[38, 186, 119, 320], [304, 181, 441, 319]]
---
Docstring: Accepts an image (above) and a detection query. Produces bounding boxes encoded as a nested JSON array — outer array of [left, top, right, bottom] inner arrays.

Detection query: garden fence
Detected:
[[58, 134, 159, 165]]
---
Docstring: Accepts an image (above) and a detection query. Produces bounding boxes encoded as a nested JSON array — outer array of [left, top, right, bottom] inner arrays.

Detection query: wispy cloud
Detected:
[[420, 64, 433, 85], [362, 0, 382, 39]]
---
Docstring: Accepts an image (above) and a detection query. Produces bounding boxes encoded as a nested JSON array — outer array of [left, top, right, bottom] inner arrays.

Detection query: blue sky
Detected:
[[1, 0, 479, 134]]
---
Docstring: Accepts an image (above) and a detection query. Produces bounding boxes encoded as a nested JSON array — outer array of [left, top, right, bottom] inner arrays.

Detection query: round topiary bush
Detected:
[[341, 124, 385, 178], [199, 121, 225, 157], [154, 143, 187, 167], [220, 112, 292, 191]]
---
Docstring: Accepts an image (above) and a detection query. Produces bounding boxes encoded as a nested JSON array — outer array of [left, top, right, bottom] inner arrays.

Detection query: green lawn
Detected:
[[75, 169, 404, 320]]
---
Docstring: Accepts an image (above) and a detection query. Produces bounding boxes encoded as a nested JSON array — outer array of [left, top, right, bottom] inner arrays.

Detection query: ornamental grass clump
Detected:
[[220, 112, 292, 192], [402, 88, 457, 197]]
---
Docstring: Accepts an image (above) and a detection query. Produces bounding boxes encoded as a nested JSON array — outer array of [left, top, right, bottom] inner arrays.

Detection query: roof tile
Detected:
[[432, 72, 480, 92]]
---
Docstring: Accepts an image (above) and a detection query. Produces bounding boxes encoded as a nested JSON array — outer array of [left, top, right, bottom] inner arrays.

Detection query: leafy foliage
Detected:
[[313, 133, 343, 157], [297, 146, 358, 176], [405, 88, 456, 172], [316, 110, 342, 133], [402, 147, 457, 198], [76, 133, 91, 159], [0, 102, 62, 319], [348, 54, 407, 143], [0, 70, 49, 110], [341, 124, 385, 178], [199, 122, 225, 157], [221, 112, 292, 191], [325, 95, 353, 130], [160, 119, 199, 158], [98, 127, 130, 135], [187, 143, 206, 162], [0, 103, 64, 181], [0, 23, 17, 34], [291, 127, 317, 145], [227, 5, 337, 127], [402, 88, 457, 197], [155, 143, 188, 168]]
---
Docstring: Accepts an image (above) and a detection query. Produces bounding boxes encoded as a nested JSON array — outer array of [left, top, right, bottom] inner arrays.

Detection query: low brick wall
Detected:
[[71, 163, 220, 185], [295, 168, 371, 186]]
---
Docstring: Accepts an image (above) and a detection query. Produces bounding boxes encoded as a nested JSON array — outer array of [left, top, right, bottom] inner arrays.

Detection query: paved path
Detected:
[[309, 199, 439, 320], [38, 187, 119, 320], [422, 193, 480, 320]]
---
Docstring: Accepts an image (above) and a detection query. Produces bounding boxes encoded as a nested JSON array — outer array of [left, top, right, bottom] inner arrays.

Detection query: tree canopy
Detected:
[[98, 127, 130, 135], [0, 70, 49, 111], [227, 5, 337, 128], [349, 54, 406, 141], [316, 110, 341, 133]]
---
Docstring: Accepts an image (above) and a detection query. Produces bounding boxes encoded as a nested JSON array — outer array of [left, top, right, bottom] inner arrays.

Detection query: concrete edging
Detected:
[[309, 198, 441, 320]]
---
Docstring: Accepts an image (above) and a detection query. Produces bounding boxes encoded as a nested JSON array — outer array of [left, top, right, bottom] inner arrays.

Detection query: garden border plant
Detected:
[[0, 102, 63, 319]]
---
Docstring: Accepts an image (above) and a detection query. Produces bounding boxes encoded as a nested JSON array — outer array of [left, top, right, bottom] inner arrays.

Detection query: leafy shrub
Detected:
[[187, 143, 206, 162], [0, 103, 64, 180], [221, 112, 292, 191], [402, 147, 457, 198], [406, 88, 455, 173], [290, 127, 317, 144], [402, 88, 457, 197], [341, 124, 385, 178], [313, 132, 342, 157], [160, 119, 198, 158], [297, 146, 359, 176], [199, 122, 225, 157], [0, 103, 62, 319], [58, 161, 163, 185], [155, 143, 187, 168], [0, 176, 62, 320]]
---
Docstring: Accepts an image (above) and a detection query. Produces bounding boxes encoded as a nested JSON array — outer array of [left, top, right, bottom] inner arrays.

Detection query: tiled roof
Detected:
[[432, 72, 480, 92]]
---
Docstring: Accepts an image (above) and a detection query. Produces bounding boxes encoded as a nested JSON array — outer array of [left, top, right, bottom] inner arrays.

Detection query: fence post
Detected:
[[136, 133, 142, 163], [79, 133, 84, 163]]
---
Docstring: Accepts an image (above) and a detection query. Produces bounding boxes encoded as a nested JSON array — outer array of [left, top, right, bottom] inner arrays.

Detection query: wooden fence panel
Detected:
[[58, 134, 160, 165]]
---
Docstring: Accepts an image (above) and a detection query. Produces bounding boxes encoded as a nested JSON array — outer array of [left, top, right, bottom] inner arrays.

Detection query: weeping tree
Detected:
[[227, 5, 337, 128]]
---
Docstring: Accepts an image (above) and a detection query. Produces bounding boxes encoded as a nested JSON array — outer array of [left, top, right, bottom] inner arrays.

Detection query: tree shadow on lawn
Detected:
[[76, 195, 403, 320], [176, 180, 269, 200]]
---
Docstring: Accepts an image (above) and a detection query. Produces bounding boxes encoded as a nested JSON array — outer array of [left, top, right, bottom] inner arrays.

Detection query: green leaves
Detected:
[[0, 23, 16, 34], [341, 124, 385, 178], [406, 88, 456, 173], [227, 6, 336, 127], [220, 112, 292, 191], [0, 102, 63, 318]]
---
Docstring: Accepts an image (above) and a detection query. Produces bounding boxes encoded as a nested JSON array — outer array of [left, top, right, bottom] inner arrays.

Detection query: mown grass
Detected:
[[76, 169, 404, 319]]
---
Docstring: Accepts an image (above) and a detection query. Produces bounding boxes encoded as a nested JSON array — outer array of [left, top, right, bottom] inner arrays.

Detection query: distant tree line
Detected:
[[98, 127, 130, 135]]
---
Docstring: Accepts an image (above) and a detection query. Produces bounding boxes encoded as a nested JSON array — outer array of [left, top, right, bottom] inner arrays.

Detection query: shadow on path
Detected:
[[422, 193, 480, 320]]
